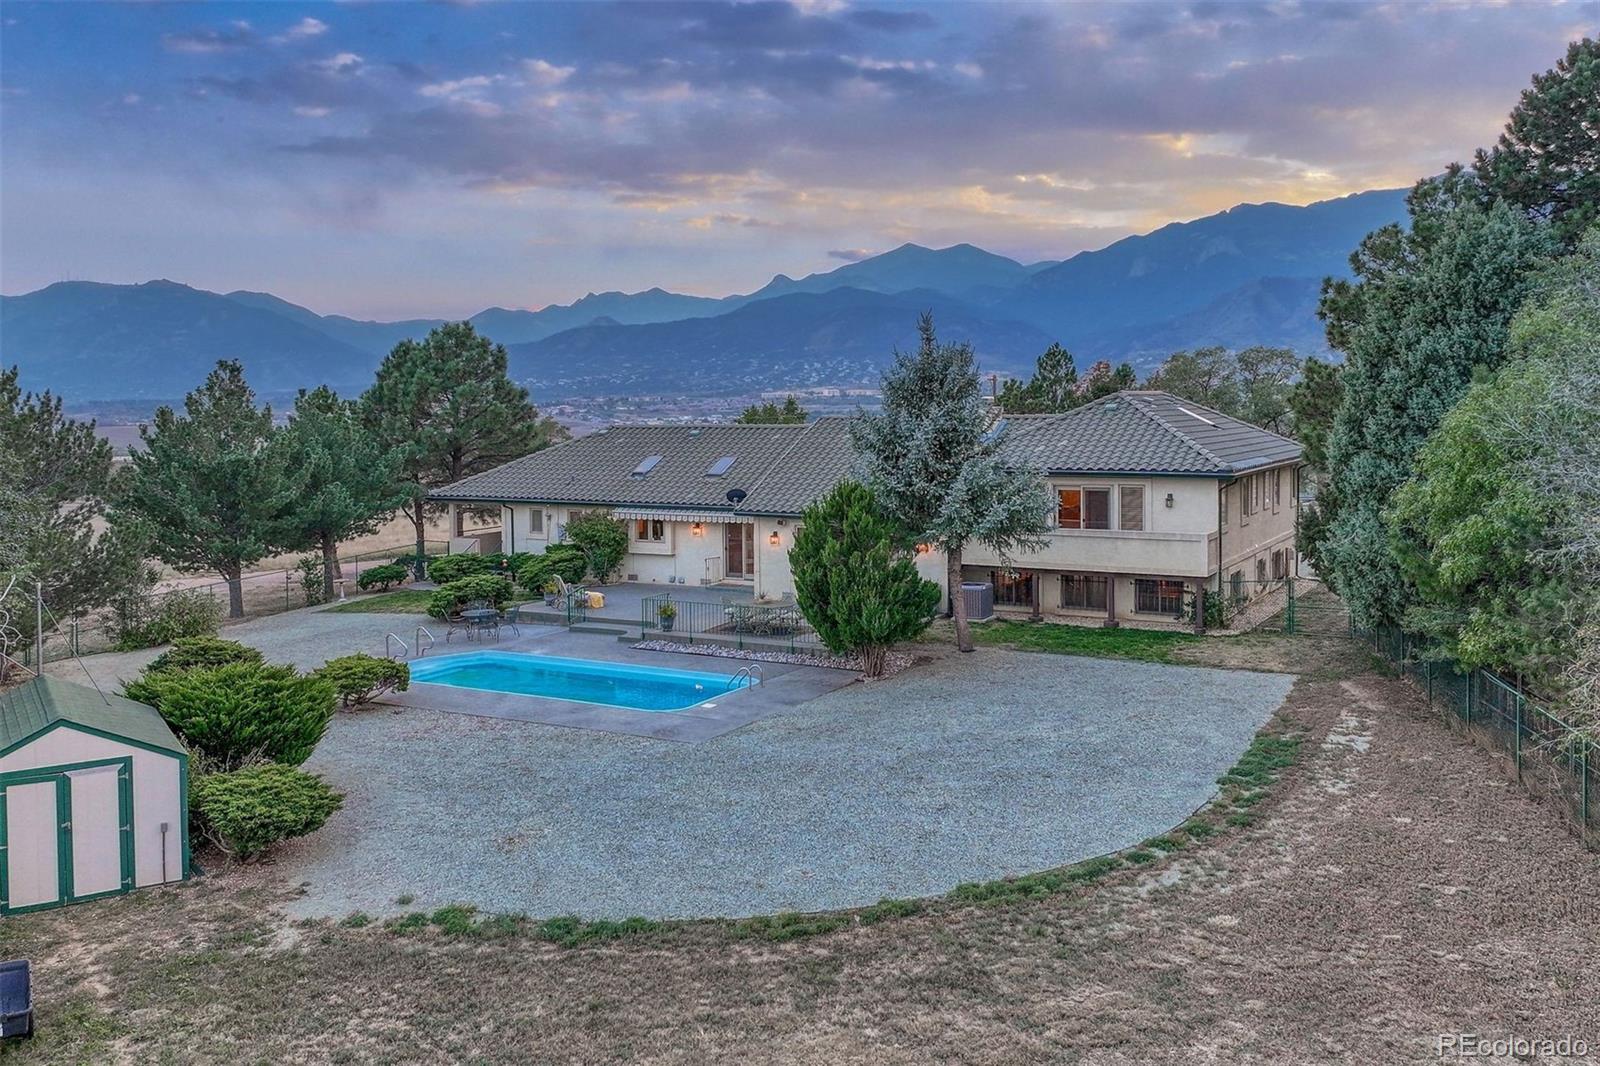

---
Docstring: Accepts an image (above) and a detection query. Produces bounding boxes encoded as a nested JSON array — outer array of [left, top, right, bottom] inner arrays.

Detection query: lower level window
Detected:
[[634, 518, 666, 542], [1060, 574, 1108, 610], [992, 570, 1034, 607], [1134, 578, 1184, 615]]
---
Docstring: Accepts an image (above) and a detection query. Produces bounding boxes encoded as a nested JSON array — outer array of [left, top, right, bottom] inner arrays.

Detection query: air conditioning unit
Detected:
[[961, 582, 994, 622]]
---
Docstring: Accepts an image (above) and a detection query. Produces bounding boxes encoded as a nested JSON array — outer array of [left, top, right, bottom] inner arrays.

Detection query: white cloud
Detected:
[[419, 75, 499, 99], [294, 105, 331, 118], [313, 52, 363, 75], [122, 93, 142, 105], [274, 17, 329, 44], [524, 59, 576, 87]]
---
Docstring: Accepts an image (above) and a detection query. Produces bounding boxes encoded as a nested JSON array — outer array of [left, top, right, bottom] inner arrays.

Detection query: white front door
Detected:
[[4, 780, 63, 911]]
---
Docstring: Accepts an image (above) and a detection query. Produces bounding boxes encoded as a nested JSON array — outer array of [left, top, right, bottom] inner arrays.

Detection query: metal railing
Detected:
[[384, 633, 409, 660], [415, 626, 435, 657], [727, 663, 765, 691], [1359, 624, 1595, 846], [641, 595, 821, 652]]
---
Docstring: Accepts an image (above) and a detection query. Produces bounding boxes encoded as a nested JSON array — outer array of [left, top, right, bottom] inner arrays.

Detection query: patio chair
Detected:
[[498, 603, 523, 636], [464, 598, 500, 641], [551, 576, 590, 611]]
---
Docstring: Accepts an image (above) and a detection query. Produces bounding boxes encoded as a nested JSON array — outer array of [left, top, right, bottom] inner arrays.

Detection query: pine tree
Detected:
[[789, 481, 940, 676], [113, 360, 294, 618], [359, 323, 563, 578], [735, 396, 808, 424], [851, 314, 1052, 652], [271, 387, 410, 600], [996, 343, 1078, 414]]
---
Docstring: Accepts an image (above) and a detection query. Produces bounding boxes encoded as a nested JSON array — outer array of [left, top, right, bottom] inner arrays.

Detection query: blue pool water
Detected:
[[408, 651, 750, 712]]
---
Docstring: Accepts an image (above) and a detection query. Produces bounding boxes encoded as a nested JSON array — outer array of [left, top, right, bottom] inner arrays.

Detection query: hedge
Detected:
[[315, 654, 410, 707], [124, 662, 336, 770], [191, 764, 344, 859]]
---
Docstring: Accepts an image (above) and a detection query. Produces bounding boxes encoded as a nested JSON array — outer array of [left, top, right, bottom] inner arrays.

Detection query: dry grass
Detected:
[[3, 640, 1597, 1064]]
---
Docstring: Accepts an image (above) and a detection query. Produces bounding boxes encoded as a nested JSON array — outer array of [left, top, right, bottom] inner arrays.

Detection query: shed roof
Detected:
[[0, 676, 186, 756]]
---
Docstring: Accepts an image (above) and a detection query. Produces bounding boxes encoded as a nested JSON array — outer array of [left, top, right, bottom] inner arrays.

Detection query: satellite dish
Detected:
[[726, 488, 748, 505]]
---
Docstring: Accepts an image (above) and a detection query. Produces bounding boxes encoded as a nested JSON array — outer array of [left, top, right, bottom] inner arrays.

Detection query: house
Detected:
[[429, 391, 1302, 629]]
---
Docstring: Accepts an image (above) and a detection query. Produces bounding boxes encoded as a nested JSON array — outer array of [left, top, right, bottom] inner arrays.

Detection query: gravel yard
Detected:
[[276, 648, 1291, 919]]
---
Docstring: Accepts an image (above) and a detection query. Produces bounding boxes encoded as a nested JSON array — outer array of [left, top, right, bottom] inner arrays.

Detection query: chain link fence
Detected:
[[1360, 624, 1596, 848], [13, 540, 449, 668]]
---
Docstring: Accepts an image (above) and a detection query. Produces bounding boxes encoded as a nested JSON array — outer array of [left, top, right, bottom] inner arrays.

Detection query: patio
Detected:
[[535, 580, 762, 627]]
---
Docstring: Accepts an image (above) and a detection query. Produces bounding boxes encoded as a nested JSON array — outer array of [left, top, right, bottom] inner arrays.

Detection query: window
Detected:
[[1221, 485, 1230, 533], [1271, 549, 1285, 581], [527, 508, 544, 534], [1230, 570, 1244, 603], [1060, 574, 1108, 611], [634, 518, 666, 542], [1083, 488, 1111, 530], [631, 455, 662, 478], [1119, 486, 1144, 531], [1272, 469, 1282, 513], [992, 569, 1034, 607], [1256, 557, 1267, 584], [1134, 578, 1184, 615], [705, 456, 736, 477], [1057, 488, 1081, 529]]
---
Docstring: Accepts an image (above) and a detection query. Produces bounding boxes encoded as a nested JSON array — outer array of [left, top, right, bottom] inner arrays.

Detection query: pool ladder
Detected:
[[384, 633, 408, 661], [415, 626, 435, 658], [726, 664, 764, 691]]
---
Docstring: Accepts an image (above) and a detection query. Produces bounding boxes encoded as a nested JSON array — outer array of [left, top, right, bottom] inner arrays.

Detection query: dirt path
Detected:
[[3, 663, 1597, 1064]]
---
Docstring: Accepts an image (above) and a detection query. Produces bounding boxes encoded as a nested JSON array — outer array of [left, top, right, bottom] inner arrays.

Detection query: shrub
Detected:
[[297, 555, 327, 607], [426, 573, 513, 619], [392, 551, 436, 572], [790, 481, 940, 677], [315, 654, 410, 707], [516, 545, 588, 593], [426, 553, 495, 584], [190, 764, 343, 859], [112, 588, 222, 651], [147, 637, 263, 673], [565, 512, 629, 583], [357, 563, 408, 592], [124, 662, 335, 770]]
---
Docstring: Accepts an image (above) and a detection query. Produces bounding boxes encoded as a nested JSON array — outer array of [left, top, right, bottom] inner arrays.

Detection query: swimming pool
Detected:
[[408, 651, 751, 712]]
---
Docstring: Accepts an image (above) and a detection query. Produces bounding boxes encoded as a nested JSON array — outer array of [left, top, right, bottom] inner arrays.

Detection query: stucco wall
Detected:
[[0, 725, 185, 888]]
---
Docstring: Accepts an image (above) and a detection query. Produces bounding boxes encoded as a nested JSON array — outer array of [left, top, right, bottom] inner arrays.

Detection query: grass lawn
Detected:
[[970, 618, 1200, 662], [323, 589, 434, 614]]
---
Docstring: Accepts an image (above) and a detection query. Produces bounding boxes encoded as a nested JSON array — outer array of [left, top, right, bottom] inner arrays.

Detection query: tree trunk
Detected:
[[861, 644, 888, 679], [222, 564, 244, 619], [948, 547, 972, 653], [321, 533, 339, 602], [411, 499, 428, 581]]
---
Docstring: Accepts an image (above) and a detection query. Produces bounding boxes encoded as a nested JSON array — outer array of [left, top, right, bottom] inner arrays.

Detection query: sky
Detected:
[[1, 1, 1594, 320]]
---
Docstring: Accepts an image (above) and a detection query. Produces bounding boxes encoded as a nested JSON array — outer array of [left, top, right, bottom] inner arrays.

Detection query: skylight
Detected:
[[981, 418, 1009, 444], [705, 455, 736, 477], [631, 455, 663, 478]]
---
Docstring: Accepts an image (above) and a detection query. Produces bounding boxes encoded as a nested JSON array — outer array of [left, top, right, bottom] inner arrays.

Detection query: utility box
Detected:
[[961, 582, 994, 622]]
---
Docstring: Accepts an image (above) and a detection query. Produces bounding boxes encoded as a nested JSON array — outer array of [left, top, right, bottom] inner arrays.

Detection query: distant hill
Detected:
[[0, 189, 1410, 400], [508, 287, 1053, 395], [0, 280, 372, 399]]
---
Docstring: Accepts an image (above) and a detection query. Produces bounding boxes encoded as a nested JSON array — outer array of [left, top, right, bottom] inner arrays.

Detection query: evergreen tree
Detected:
[[735, 396, 808, 424], [789, 481, 940, 676], [360, 323, 563, 579], [271, 387, 409, 600], [996, 343, 1078, 414], [1141, 347, 1241, 413], [1077, 359, 1137, 403], [0, 367, 144, 638], [113, 360, 293, 618], [1287, 357, 1344, 476], [1314, 188, 1557, 627], [1474, 38, 1600, 248], [851, 314, 1052, 652]]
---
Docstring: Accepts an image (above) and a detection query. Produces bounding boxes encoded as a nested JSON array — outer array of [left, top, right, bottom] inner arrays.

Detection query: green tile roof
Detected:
[[0, 676, 185, 756]]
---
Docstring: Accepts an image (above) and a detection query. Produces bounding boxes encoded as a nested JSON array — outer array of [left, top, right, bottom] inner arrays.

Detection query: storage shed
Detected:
[[0, 677, 188, 914]]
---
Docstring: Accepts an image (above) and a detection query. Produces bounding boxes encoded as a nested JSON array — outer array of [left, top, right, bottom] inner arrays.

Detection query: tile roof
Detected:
[[429, 391, 1302, 516], [0, 676, 186, 755], [429, 422, 812, 510], [997, 391, 1302, 476]]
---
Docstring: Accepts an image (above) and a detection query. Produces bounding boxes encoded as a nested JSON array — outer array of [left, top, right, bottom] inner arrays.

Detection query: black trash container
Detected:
[[0, 959, 32, 1039]]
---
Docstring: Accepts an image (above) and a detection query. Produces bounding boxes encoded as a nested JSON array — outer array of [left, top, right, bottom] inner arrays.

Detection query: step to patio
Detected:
[[570, 623, 634, 636]]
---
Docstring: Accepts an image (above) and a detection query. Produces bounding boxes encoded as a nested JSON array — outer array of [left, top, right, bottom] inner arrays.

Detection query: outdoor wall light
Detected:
[[768, 530, 781, 546], [690, 522, 703, 536], [1165, 493, 1175, 508]]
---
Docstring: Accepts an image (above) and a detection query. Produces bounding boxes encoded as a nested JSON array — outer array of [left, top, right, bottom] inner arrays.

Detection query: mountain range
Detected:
[[0, 188, 1407, 402]]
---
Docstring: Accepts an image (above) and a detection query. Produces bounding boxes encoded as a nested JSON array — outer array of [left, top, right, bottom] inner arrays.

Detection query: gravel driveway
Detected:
[[276, 648, 1292, 920]]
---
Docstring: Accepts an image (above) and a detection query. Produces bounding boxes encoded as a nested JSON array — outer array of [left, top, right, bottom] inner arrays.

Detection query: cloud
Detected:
[[524, 59, 576, 87], [274, 17, 329, 44], [828, 248, 873, 261], [846, 9, 937, 32], [162, 21, 258, 54]]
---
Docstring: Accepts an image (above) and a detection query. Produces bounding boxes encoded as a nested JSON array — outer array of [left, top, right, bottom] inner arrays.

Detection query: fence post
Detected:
[[1583, 742, 1590, 829], [1466, 670, 1474, 725], [1285, 574, 1294, 634], [1513, 690, 1523, 781]]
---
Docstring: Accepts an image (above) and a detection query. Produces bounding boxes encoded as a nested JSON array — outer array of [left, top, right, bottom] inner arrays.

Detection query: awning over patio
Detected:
[[610, 508, 743, 524]]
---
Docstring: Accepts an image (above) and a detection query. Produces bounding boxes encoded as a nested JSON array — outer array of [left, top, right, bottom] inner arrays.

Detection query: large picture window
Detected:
[[1134, 578, 1184, 615], [992, 569, 1034, 607], [1060, 574, 1108, 610]]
